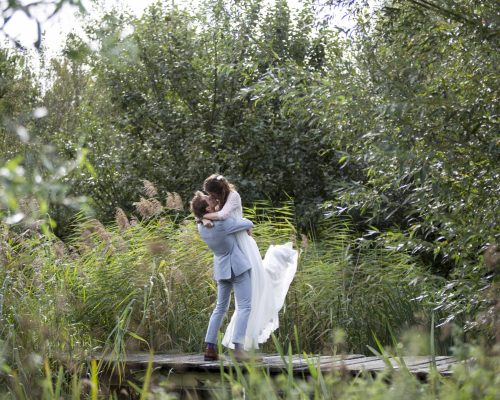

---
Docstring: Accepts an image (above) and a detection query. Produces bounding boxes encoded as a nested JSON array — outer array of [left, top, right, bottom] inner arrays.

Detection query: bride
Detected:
[[202, 174, 298, 350]]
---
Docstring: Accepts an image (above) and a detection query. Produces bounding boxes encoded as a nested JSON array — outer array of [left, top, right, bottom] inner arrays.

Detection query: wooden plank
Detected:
[[263, 355, 309, 374], [401, 356, 455, 367], [342, 356, 455, 373], [410, 359, 459, 375], [343, 357, 391, 372], [92, 352, 457, 378], [294, 354, 367, 373], [313, 356, 381, 372], [211, 354, 365, 375], [316, 355, 458, 376]]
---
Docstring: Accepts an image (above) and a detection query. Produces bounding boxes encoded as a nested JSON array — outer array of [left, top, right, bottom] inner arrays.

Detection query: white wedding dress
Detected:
[[215, 191, 298, 350]]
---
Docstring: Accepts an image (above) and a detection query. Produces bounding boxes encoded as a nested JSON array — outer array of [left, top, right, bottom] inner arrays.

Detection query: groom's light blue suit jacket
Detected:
[[198, 217, 253, 281]]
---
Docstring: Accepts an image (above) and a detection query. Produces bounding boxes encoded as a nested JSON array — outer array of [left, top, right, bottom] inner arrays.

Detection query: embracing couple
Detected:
[[190, 174, 298, 362]]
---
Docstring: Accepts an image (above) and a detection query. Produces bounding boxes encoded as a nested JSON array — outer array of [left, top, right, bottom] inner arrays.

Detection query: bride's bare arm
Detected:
[[203, 211, 220, 221]]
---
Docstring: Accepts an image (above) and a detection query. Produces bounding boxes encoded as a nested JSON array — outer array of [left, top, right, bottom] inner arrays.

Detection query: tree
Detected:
[[34, 0, 359, 229], [330, 0, 499, 272], [0, 0, 87, 49]]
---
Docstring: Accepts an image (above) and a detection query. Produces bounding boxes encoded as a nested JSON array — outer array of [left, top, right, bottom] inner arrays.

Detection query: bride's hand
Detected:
[[247, 228, 252, 236]]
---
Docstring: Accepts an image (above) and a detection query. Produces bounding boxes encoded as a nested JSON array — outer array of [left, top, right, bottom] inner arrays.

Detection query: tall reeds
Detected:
[[1, 184, 493, 396], [1, 197, 441, 359]]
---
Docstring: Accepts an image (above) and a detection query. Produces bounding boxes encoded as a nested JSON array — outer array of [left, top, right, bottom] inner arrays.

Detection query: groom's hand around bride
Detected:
[[247, 228, 252, 236], [202, 218, 214, 228]]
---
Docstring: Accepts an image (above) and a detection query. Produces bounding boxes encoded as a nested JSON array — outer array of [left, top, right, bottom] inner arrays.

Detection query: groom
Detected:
[[190, 191, 253, 362]]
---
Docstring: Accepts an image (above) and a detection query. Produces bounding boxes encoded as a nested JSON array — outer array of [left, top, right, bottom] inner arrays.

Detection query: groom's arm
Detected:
[[222, 218, 253, 234]]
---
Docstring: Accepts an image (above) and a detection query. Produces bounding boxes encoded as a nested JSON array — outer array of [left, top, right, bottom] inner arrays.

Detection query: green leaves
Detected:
[[2, 0, 496, 344]]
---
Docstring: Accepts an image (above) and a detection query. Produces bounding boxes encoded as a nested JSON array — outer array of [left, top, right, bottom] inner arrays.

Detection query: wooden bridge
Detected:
[[97, 352, 459, 390]]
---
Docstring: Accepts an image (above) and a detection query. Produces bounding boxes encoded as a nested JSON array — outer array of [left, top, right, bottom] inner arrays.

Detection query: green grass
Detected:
[[4, 340, 491, 399], [0, 199, 497, 397]]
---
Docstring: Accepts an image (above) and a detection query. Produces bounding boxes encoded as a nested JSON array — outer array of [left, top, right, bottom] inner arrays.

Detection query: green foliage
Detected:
[[0, 48, 36, 127], [0, 195, 458, 362], [1, 0, 498, 396], [30, 0, 353, 230], [0, 47, 90, 231], [1, 184, 498, 397], [328, 0, 499, 274], [14, 0, 495, 279], [0, 0, 87, 49], [280, 217, 445, 354]]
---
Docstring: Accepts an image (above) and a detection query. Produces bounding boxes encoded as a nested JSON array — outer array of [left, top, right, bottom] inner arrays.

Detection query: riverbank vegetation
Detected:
[[1, 0, 498, 397]]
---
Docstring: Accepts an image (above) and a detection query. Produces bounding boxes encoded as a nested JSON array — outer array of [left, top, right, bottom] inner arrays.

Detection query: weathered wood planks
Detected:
[[95, 352, 459, 378]]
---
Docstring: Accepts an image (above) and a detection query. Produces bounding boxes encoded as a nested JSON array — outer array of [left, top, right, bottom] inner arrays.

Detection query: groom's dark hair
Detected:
[[190, 191, 209, 221]]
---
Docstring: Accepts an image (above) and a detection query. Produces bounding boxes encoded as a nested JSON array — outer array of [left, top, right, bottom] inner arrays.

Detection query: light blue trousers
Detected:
[[205, 269, 252, 345]]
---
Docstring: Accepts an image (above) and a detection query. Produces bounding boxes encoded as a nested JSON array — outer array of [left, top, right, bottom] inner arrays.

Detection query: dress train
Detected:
[[222, 232, 298, 350]]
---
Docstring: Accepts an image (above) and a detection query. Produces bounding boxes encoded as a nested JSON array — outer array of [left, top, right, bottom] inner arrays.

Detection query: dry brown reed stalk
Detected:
[[146, 238, 169, 255], [115, 207, 131, 231], [18, 197, 40, 218], [142, 179, 158, 198], [301, 234, 309, 250], [53, 240, 66, 259], [78, 229, 93, 253], [77, 219, 113, 254], [166, 192, 183, 210], [0, 226, 8, 267], [133, 197, 164, 218]]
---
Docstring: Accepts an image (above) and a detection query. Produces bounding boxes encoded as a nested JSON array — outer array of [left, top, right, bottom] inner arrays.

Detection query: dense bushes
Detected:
[[1, 188, 498, 396], [3, 1, 497, 271], [17, 0, 494, 278], [0, 192, 442, 357], [0, 0, 498, 397]]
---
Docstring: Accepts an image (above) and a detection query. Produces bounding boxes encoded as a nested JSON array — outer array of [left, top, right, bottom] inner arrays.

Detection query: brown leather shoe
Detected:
[[233, 349, 263, 362], [233, 348, 251, 362], [204, 346, 218, 361]]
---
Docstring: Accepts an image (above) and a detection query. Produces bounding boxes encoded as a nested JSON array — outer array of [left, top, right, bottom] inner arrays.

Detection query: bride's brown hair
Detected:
[[203, 174, 235, 208]]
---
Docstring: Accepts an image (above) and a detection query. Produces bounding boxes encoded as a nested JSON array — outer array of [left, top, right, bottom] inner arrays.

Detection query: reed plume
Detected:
[[91, 219, 111, 243], [166, 192, 183, 210], [142, 179, 158, 198], [146, 238, 168, 255], [77, 219, 113, 253], [115, 207, 131, 231], [484, 244, 499, 272], [53, 240, 66, 259], [133, 197, 164, 218]]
